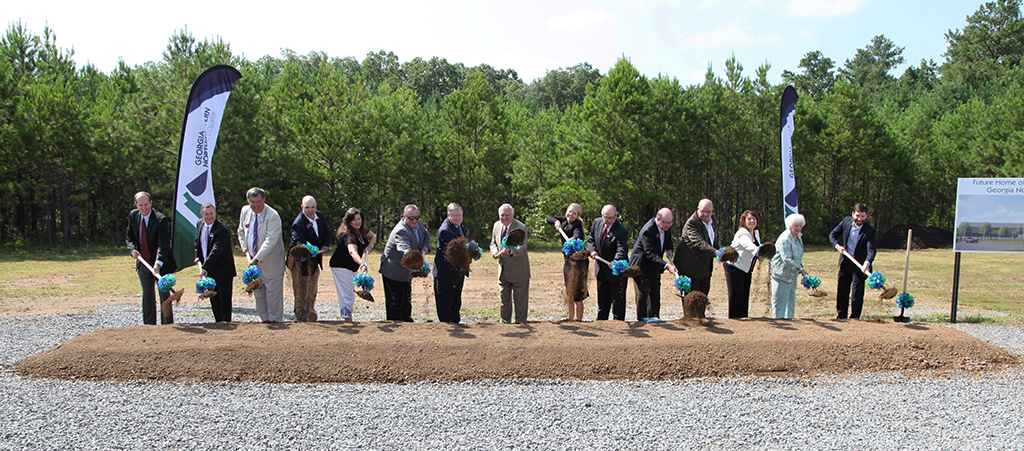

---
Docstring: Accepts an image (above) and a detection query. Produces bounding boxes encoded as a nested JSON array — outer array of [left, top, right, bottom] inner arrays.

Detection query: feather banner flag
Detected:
[[780, 86, 799, 220], [171, 65, 242, 271]]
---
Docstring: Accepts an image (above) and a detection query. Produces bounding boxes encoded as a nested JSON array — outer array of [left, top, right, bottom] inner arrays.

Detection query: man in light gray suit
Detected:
[[379, 204, 431, 322], [490, 204, 530, 324], [237, 187, 286, 323]]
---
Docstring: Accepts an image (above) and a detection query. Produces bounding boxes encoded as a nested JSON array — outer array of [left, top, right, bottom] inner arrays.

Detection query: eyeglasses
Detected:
[[406, 215, 420, 220]]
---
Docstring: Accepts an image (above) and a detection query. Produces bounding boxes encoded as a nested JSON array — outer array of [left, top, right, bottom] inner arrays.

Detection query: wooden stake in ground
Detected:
[[894, 230, 913, 323]]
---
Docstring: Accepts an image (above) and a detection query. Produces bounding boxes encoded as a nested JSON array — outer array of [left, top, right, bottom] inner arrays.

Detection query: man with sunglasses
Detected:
[[379, 204, 431, 322]]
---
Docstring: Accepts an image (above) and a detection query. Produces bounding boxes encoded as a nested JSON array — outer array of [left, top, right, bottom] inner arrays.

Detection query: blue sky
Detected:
[[956, 195, 1024, 224], [6, 0, 984, 85]]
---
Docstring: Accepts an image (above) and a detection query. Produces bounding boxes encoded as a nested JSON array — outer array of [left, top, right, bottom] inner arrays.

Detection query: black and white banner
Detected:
[[172, 65, 242, 271], [779, 86, 799, 219]]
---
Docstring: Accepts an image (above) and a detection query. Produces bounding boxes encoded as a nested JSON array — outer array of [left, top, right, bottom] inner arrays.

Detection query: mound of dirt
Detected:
[[14, 320, 1018, 384], [877, 224, 953, 249]]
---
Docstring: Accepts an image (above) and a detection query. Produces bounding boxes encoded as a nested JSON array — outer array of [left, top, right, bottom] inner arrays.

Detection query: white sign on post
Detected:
[[953, 178, 1024, 253]]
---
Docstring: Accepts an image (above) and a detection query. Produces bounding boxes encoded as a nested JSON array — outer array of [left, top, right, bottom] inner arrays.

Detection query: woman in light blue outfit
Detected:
[[770, 214, 805, 319]]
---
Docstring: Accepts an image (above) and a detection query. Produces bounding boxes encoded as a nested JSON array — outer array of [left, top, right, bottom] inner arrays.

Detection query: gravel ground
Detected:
[[1, 305, 1023, 451]]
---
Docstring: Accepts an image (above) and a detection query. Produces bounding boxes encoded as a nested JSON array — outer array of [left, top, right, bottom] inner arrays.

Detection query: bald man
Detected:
[[674, 199, 719, 297], [289, 195, 331, 321]]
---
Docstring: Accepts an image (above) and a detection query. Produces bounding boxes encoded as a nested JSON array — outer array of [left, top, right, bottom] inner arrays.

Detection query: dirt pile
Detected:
[[14, 319, 1018, 384]]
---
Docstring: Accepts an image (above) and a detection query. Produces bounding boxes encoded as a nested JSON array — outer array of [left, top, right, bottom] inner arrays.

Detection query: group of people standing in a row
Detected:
[[127, 187, 877, 325]]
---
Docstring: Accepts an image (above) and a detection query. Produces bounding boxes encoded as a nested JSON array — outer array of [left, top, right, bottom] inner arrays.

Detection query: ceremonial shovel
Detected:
[[561, 227, 638, 276], [135, 255, 183, 319], [840, 249, 898, 300]]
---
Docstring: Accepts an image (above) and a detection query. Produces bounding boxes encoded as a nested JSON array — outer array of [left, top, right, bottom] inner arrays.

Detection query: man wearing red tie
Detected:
[[126, 191, 177, 325], [586, 205, 629, 320], [490, 204, 530, 324], [630, 208, 678, 320]]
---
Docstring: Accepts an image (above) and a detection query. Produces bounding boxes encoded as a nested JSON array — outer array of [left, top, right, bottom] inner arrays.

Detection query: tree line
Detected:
[[2, 0, 1022, 251]]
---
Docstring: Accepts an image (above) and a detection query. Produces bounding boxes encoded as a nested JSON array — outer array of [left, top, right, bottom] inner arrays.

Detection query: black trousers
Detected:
[[382, 276, 413, 322], [836, 269, 867, 319], [724, 264, 751, 318], [632, 271, 662, 320], [434, 275, 465, 323], [691, 274, 712, 298], [210, 275, 233, 322], [596, 276, 626, 320], [138, 266, 171, 325]]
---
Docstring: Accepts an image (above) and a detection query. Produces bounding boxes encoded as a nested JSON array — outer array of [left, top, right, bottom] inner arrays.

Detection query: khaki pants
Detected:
[[292, 266, 320, 322]]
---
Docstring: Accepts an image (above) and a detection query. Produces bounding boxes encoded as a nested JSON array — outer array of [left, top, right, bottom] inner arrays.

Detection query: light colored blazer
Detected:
[[490, 219, 530, 283], [237, 204, 285, 278], [379, 220, 431, 282], [728, 228, 760, 273], [770, 229, 803, 284]]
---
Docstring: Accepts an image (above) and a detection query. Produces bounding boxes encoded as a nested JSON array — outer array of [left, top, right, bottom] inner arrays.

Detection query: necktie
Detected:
[[139, 216, 151, 262], [252, 213, 259, 253], [501, 226, 507, 239], [201, 224, 210, 260], [601, 226, 608, 244]]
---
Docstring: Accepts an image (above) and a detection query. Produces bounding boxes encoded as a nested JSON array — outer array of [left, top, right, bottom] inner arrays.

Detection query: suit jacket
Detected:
[[126, 208, 177, 275], [547, 216, 585, 262], [379, 220, 431, 282], [290, 211, 331, 269], [586, 218, 629, 280], [828, 216, 877, 272], [490, 219, 530, 283], [237, 204, 286, 278], [195, 219, 237, 281], [434, 218, 470, 280], [674, 212, 719, 280], [629, 218, 672, 277], [729, 228, 761, 273]]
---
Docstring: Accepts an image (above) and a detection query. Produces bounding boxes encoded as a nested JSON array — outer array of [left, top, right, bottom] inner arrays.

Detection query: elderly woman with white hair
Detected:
[[769, 213, 806, 319]]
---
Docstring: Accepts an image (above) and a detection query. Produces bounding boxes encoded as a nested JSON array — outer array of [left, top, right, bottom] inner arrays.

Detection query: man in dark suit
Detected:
[[289, 195, 331, 322], [379, 204, 431, 322], [828, 202, 877, 319], [630, 208, 678, 320], [586, 205, 629, 321], [194, 203, 237, 322], [126, 191, 177, 325], [434, 203, 470, 323], [674, 198, 719, 296]]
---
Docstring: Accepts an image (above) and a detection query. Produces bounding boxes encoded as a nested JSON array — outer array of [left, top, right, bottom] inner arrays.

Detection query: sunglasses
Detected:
[[406, 215, 421, 220]]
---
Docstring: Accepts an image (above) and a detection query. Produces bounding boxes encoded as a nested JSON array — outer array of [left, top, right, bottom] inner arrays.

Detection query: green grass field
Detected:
[[1, 244, 1021, 322]]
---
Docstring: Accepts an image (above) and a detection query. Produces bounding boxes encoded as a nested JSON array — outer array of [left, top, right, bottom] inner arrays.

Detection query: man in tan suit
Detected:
[[490, 203, 530, 324], [237, 187, 286, 323]]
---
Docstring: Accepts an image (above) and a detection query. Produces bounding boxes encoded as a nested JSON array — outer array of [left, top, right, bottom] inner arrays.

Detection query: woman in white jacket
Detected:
[[724, 210, 761, 318]]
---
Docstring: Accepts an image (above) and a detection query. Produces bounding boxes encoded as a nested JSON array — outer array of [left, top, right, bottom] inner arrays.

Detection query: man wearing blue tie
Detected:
[[434, 203, 471, 323]]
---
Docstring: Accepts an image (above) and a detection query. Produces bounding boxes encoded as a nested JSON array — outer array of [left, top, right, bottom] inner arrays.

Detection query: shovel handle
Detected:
[[840, 249, 870, 275], [134, 255, 159, 278], [554, 223, 571, 242]]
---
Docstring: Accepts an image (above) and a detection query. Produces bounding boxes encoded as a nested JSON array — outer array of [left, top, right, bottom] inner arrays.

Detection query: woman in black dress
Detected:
[[546, 203, 588, 320]]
